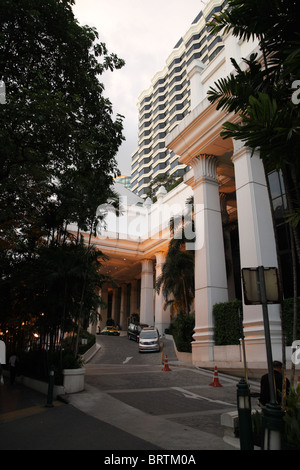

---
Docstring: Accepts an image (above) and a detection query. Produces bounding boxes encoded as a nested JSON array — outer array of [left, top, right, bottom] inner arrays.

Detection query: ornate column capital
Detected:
[[190, 154, 218, 185]]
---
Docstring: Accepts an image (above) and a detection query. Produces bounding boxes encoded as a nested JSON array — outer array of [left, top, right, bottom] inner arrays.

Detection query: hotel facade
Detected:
[[85, 0, 294, 370], [130, 1, 226, 199]]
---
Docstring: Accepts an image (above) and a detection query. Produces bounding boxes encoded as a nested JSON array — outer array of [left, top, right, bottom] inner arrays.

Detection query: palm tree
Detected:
[[207, 0, 300, 258], [156, 198, 195, 315], [156, 239, 194, 315]]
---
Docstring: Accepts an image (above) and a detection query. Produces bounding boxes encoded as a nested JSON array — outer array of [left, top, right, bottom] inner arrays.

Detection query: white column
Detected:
[[99, 284, 108, 330], [130, 279, 138, 316], [140, 259, 154, 326], [232, 141, 282, 362], [111, 287, 119, 325], [154, 251, 171, 335], [187, 60, 205, 110], [190, 154, 228, 362], [119, 284, 128, 330]]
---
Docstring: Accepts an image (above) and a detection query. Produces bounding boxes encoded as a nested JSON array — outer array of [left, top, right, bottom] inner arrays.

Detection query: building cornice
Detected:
[[165, 98, 240, 165]]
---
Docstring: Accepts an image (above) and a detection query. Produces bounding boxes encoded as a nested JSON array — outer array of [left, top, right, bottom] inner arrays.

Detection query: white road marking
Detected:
[[172, 387, 233, 406], [123, 356, 133, 364]]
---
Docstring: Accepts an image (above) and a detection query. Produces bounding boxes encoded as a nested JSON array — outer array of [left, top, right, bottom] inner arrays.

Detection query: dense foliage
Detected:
[[0, 0, 125, 362], [208, 0, 300, 257], [213, 300, 242, 346], [282, 298, 300, 346], [167, 313, 195, 353]]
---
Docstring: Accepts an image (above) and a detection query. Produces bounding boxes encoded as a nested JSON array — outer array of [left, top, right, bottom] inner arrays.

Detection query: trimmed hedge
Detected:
[[213, 299, 242, 346], [282, 297, 300, 346], [213, 297, 300, 346]]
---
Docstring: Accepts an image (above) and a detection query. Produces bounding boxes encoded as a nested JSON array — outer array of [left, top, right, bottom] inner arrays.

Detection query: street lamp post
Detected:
[[258, 266, 277, 404], [242, 265, 285, 450], [257, 266, 285, 450], [237, 378, 254, 450], [262, 402, 285, 450], [46, 366, 55, 408]]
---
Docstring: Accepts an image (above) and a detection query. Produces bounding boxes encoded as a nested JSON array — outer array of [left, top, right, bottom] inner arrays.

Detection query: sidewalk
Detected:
[[0, 363, 262, 451], [0, 376, 239, 451], [0, 378, 162, 450]]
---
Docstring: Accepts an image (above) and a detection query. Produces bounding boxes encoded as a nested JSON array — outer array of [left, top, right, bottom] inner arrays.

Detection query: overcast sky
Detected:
[[72, 1, 207, 175]]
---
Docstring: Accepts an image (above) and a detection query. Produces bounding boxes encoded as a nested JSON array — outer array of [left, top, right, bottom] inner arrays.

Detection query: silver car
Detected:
[[138, 327, 160, 352]]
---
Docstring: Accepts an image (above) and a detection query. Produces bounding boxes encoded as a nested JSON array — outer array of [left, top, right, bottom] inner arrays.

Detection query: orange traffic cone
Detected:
[[162, 355, 171, 371], [209, 365, 222, 387]]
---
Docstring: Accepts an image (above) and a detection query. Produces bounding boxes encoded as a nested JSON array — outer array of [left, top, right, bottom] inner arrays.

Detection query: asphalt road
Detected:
[[0, 333, 261, 452], [68, 334, 261, 450]]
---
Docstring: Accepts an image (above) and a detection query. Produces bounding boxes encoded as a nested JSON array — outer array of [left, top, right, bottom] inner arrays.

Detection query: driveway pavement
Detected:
[[69, 334, 262, 450], [0, 379, 161, 450], [0, 335, 262, 452]]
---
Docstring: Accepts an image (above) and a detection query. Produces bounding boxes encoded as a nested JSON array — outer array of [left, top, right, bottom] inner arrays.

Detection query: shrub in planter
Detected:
[[61, 352, 83, 370], [213, 299, 242, 345], [62, 330, 95, 355], [282, 297, 300, 346], [284, 384, 300, 449], [251, 386, 300, 450], [169, 313, 195, 353], [50, 351, 83, 386], [19, 349, 82, 386]]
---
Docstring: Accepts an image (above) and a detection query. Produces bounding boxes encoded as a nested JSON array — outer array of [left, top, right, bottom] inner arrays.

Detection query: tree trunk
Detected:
[[182, 277, 189, 315], [74, 222, 93, 356]]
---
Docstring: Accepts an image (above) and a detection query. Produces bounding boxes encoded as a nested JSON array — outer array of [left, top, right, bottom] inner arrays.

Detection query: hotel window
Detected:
[[268, 170, 287, 224]]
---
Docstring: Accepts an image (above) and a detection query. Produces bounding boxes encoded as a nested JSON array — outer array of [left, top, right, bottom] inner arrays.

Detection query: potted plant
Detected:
[[62, 352, 85, 394]]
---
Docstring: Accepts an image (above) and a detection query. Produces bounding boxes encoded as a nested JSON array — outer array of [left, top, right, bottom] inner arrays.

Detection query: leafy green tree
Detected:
[[0, 0, 125, 253], [0, 0, 125, 356], [33, 239, 108, 348], [1, 237, 109, 357]]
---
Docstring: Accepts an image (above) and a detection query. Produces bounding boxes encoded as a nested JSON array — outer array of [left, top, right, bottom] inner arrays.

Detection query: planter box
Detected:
[[63, 368, 85, 394], [214, 345, 241, 362]]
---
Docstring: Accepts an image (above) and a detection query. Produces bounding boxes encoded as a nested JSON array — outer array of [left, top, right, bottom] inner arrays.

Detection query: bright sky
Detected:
[[72, 1, 207, 175]]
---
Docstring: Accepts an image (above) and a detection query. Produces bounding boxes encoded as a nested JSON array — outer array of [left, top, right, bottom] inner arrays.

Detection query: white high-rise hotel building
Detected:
[[82, 0, 297, 371], [130, 2, 226, 199]]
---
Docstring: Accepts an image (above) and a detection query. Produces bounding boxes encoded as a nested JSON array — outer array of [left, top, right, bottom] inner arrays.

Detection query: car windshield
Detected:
[[140, 330, 158, 339]]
